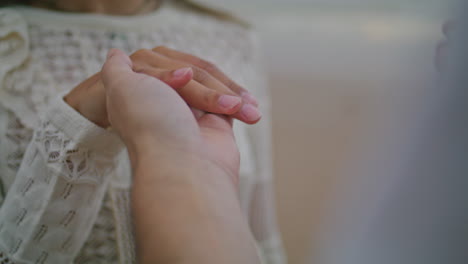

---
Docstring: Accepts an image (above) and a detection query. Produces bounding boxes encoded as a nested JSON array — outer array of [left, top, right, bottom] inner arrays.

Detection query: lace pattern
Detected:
[[0, 4, 285, 263], [0, 251, 14, 264], [111, 189, 136, 263], [5, 112, 32, 172], [75, 194, 119, 264], [0, 118, 118, 263], [33, 121, 103, 185]]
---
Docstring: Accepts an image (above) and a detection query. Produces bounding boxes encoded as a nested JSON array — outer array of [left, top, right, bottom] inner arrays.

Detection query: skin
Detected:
[[30, 0, 162, 15], [66, 47, 261, 128], [102, 49, 261, 264]]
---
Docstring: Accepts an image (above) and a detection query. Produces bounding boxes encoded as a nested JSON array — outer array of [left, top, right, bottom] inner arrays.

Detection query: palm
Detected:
[[102, 50, 241, 185], [197, 115, 240, 184]]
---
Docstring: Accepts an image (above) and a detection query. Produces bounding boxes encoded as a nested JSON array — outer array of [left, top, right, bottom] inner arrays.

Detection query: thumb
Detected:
[[101, 49, 134, 88], [198, 113, 234, 132]]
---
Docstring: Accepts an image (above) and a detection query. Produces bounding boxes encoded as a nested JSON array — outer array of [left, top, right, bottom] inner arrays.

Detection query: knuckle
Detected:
[[197, 59, 218, 73], [135, 48, 150, 55], [131, 49, 152, 60], [204, 90, 218, 105], [193, 68, 210, 83], [152, 45, 168, 53], [224, 79, 238, 90], [131, 60, 146, 73]]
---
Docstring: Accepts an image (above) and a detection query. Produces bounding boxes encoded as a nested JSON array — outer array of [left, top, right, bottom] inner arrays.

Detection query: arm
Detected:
[[0, 96, 123, 263], [131, 151, 259, 264], [0, 10, 123, 263]]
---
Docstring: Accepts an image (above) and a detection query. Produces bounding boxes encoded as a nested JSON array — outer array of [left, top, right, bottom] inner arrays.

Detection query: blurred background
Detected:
[[202, 1, 451, 263]]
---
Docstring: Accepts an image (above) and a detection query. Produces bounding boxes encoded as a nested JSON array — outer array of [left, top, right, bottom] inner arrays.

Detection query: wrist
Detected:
[[127, 135, 239, 188], [131, 143, 232, 185], [133, 147, 208, 178], [126, 134, 196, 165], [131, 148, 254, 264]]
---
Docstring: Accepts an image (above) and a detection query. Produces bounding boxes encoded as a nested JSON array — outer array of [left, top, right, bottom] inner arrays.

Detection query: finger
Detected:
[[191, 66, 264, 121], [181, 81, 261, 124], [152, 46, 259, 106], [237, 103, 262, 125], [138, 67, 242, 114], [179, 80, 242, 115], [191, 66, 239, 97], [135, 51, 237, 96], [134, 54, 248, 116], [169, 68, 194, 89], [138, 67, 193, 90], [133, 50, 262, 123], [102, 49, 133, 88]]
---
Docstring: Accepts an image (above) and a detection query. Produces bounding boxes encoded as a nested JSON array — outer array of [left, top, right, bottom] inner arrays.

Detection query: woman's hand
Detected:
[[65, 46, 261, 128], [102, 49, 240, 181]]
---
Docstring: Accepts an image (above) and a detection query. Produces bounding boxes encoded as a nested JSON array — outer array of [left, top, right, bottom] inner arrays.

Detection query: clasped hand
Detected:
[[101, 48, 243, 183]]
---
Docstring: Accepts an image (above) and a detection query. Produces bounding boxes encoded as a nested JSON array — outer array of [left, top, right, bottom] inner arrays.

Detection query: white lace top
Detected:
[[0, 2, 285, 264]]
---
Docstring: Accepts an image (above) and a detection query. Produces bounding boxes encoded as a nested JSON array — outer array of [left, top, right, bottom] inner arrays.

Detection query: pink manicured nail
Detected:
[[218, 95, 242, 110], [241, 92, 259, 106], [240, 104, 262, 122], [173, 67, 192, 78]]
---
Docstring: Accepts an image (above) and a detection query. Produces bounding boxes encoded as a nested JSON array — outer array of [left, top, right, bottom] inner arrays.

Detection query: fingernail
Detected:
[[173, 67, 192, 78], [240, 104, 262, 122], [241, 92, 259, 106], [218, 95, 242, 110]]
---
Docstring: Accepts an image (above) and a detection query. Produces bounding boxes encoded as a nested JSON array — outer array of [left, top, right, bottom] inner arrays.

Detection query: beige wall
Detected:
[[257, 10, 442, 264], [271, 77, 378, 264]]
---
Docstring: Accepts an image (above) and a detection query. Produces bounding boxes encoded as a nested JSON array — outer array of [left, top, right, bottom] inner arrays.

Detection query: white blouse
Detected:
[[0, 2, 285, 264]]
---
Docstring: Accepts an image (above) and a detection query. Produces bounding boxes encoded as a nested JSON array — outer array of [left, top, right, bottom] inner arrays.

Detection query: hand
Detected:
[[66, 46, 261, 128], [102, 49, 259, 264], [102, 49, 240, 181]]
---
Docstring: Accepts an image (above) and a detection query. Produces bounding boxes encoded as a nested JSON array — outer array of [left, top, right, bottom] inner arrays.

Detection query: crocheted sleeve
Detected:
[[0, 9, 123, 263]]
